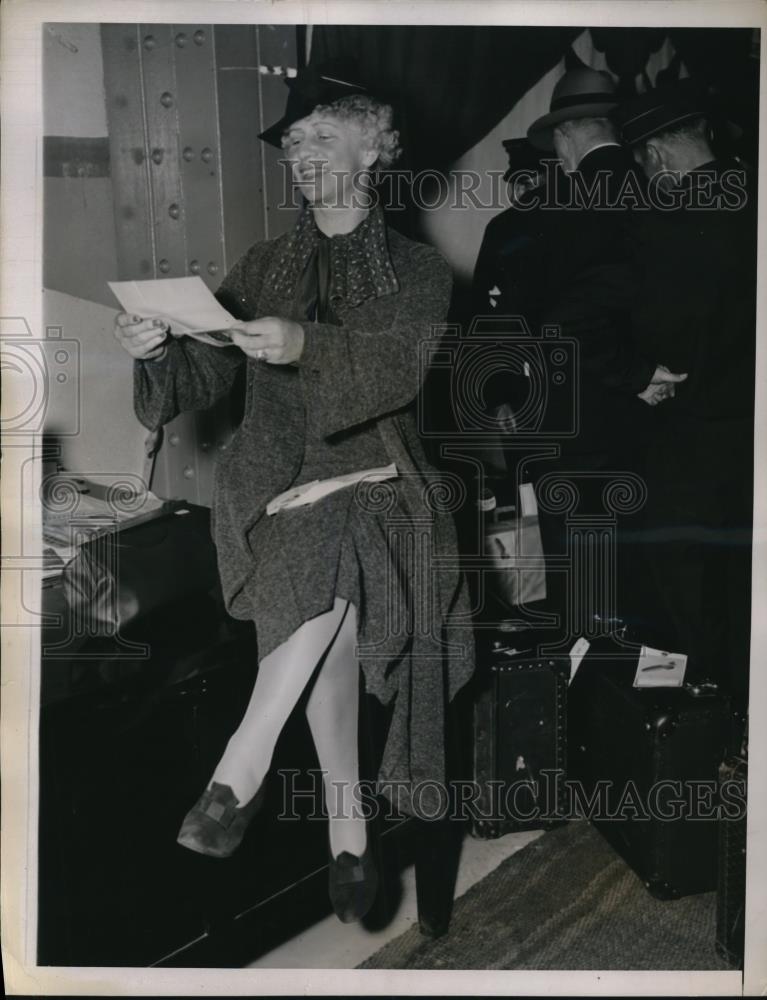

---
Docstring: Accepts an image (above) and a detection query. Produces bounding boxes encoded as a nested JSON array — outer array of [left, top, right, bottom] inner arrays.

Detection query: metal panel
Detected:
[[215, 25, 267, 264], [155, 414, 202, 504], [173, 24, 226, 290], [100, 24, 154, 280], [139, 23, 186, 279]]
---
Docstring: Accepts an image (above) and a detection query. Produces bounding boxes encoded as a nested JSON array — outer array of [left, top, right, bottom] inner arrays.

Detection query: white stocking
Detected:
[[305, 601, 367, 859], [210, 598, 350, 805]]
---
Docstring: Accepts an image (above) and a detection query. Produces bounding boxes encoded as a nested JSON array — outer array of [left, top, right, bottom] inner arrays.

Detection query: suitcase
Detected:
[[568, 649, 728, 899], [716, 750, 748, 967], [472, 638, 569, 838]]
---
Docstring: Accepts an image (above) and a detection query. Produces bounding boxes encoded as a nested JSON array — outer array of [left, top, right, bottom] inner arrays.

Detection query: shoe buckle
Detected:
[[200, 794, 236, 829], [338, 862, 365, 883]]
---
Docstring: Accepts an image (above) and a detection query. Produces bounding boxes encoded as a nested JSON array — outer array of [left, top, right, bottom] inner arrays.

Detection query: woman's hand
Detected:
[[230, 317, 305, 365], [113, 313, 170, 361]]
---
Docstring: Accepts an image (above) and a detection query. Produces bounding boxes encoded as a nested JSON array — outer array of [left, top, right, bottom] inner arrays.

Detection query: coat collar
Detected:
[[268, 205, 399, 309]]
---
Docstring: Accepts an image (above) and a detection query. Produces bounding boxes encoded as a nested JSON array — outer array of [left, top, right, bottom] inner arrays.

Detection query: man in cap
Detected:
[[472, 138, 552, 329], [619, 83, 756, 709], [468, 139, 556, 447]]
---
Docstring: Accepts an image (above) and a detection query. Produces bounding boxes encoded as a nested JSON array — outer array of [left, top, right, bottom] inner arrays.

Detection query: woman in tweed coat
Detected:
[[115, 71, 474, 922]]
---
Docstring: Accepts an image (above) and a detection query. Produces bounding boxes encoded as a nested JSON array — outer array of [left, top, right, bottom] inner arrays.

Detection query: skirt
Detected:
[[242, 476, 413, 705]]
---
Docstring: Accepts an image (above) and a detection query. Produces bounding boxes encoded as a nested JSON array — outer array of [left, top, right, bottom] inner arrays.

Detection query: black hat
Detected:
[[258, 62, 368, 148], [618, 80, 709, 145], [501, 138, 546, 181], [527, 68, 619, 151]]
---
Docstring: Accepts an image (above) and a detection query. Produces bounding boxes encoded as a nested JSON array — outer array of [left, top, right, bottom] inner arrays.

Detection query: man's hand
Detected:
[[637, 364, 688, 406], [230, 317, 305, 365], [113, 314, 170, 361]]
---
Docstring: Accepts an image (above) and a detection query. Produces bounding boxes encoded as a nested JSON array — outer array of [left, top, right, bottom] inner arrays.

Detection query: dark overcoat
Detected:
[[133, 207, 475, 814], [538, 144, 657, 459], [629, 158, 756, 701]]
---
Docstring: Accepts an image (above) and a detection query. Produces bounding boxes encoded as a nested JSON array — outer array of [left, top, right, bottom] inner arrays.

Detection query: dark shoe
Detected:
[[328, 845, 379, 923], [176, 781, 265, 858]]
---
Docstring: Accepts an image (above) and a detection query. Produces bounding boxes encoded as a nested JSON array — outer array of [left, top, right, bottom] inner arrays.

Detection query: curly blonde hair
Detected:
[[309, 94, 403, 169]]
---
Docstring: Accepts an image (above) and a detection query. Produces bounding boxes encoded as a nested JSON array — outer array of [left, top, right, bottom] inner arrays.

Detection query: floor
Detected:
[[247, 827, 544, 969]]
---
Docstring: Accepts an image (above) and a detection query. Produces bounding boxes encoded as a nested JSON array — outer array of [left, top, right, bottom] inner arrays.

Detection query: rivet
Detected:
[[182, 146, 195, 162], [160, 91, 174, 108], [193, 30, 205, 45], [189, 260, 201, 274], [143, 34, 156, 50], [175, 32, 187, 47], [183, 466, 195, 479], [158, 259, 170, 273], [207, 261, 219, 275], [169, 433, 179, 446], [200, 147, 213, 164], [151, 148, 164, 165], [168, 203, 180, 220]]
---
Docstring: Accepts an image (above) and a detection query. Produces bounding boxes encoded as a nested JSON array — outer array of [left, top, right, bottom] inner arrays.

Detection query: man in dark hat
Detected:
[[472, 138, 551, 330], [619, 83, 756, 708], [464, 139, 557, 481], [520, 69, 678, 633], [527, 67, 683, 427]]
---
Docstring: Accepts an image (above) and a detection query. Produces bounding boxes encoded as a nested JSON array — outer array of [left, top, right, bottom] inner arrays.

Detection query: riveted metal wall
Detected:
[[101, 24, 298, 505]]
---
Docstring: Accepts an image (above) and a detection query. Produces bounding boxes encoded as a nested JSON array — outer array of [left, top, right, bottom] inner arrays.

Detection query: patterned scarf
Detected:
[[268, 205, 400, 312]]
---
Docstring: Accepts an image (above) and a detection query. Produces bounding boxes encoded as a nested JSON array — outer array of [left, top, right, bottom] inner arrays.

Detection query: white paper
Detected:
[[633, 645, 688, 687], [108, 276, 237, 347], [266, 464, 398, 515]]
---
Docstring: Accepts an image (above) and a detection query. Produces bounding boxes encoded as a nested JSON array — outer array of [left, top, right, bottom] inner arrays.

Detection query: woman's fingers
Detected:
[[116, 313, 163, 334], [114, 315, 169, 359], [231, 329, 273, 359]]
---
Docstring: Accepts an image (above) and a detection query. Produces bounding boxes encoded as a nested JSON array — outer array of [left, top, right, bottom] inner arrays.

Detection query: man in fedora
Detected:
[[527, 66, 684, 419], [618, 82, 756, 710], [521, 68, 679, 634]]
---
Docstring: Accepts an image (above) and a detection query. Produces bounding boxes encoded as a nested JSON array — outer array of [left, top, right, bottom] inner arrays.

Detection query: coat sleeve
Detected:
[[297, 244, 452, 438], [133, 339, 245, 431], [132, 246, 266, 431]]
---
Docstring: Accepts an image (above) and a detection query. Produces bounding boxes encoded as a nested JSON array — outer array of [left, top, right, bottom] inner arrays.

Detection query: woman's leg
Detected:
[[305, 600, 367, 859], [210, 599, 350, 805]]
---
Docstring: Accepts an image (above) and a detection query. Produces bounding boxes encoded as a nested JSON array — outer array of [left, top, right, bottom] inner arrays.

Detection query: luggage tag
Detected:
[[568, 636, 590, 685], [633, 645, 688, 687]]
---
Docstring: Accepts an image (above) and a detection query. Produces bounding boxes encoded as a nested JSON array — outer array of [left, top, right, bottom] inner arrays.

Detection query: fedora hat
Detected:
[[618, 79, 714, 145], [527, 68, 618, 151], [259, 61, 368, 149]]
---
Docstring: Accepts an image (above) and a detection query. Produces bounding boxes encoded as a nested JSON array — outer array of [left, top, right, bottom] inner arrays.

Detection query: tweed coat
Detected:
[[134, 207, 475, 815]]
